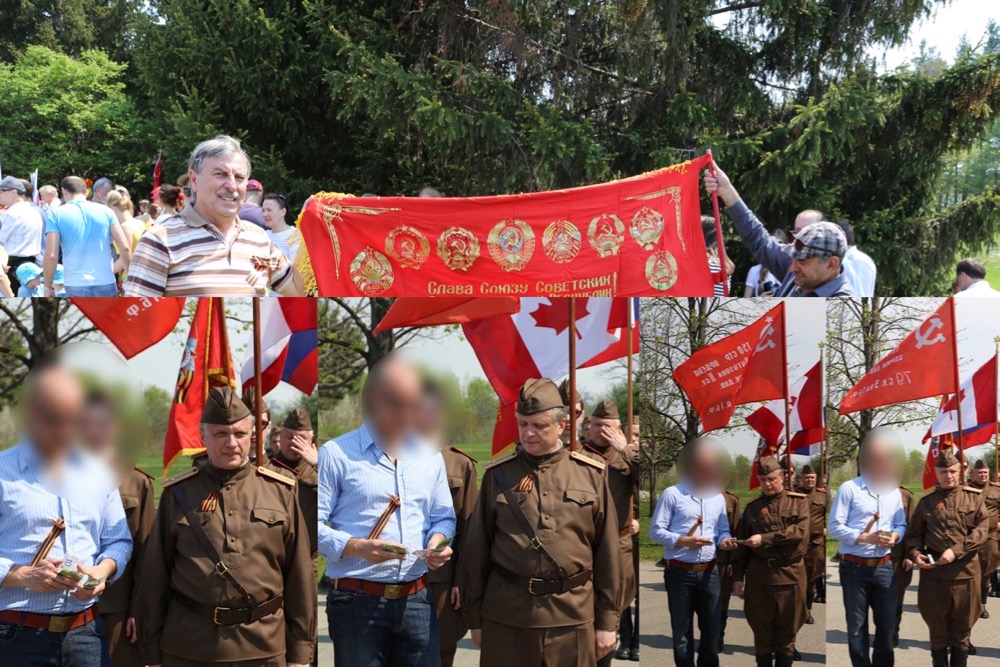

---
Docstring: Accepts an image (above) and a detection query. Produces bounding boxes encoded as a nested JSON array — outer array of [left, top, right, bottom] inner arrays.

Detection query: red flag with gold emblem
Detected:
[[162, 298, 236, 472], [673, 302, 787, 432]]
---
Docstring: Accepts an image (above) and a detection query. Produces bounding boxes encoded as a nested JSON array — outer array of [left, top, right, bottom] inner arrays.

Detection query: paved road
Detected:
[[826, 558, 1000, 665], [639, 560, 826, 665]]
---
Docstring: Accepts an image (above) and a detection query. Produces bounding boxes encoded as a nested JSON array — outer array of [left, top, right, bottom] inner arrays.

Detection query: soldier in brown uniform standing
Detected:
[[579, 400, 640, 667], [793, 464, 827, 625], [716, 488, 741, 654], [459, 378, 623, 666], [266, 409, 318, 554], [136, 386, 315, 667], [906, 450, 989, 667], [80, 390, 157, 667], [419, 380, 479, 667], [967, 459, 1000, 620], [891, 484, 916, 648], [733, 456, 809, 667]]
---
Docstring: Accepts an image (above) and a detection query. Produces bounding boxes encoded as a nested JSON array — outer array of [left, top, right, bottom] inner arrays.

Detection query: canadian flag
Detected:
[[746, 360, 825, 455], [926, 355, 997, 445]]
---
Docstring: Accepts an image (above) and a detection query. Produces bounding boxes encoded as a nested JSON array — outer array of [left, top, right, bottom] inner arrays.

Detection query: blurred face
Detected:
[[202, 418, 252, 470], [760, 469, 784, 496], [26, 370, 84, 459], [798, 472, 817, 490], [936, 462, 961, 489], [278, 427, 314, 462], [249, 411, 271, 448], [517, 410, 567, 456], [972, 467, 989, 484], [789, 255, 839, 291], [40, 190, 55, 204], [686, 447, 722, 491], [81, 404, 119, 453], [366, 362, 422, 447], [261, 199, 286, 229], [418, 396, 445, 441], [190, 154, 249, 226], [860, 438, 901, 488], [589, 416, 621, 446], [0, 188, 20, 208]]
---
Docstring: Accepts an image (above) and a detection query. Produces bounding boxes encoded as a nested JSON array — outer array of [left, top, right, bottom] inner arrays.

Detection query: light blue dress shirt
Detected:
[[318, 423, 456, 583], [650, 483, 731, 563], [0, 442, 132, 613], [828, 476, 907, 558]]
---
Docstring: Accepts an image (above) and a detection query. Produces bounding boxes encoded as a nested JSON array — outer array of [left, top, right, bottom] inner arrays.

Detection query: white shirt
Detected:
[[842, 246, 877, 297], [0, 201, 44, 257], [957, 279, 1000, 297], [267, 227, 300, 264]]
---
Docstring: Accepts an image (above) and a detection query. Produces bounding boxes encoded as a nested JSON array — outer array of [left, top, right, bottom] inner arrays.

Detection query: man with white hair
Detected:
[[828, 428, 908, 667], [123, 135, 305, 296]]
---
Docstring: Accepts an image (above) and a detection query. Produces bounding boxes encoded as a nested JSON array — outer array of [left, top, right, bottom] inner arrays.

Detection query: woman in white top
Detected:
[[262, 193, 300, 263]]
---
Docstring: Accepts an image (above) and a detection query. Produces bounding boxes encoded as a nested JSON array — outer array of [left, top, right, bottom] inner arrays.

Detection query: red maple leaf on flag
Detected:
[[530, 298, 591, 338]]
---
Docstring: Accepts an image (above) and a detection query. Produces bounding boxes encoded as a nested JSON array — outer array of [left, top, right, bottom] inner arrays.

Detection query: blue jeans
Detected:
[[327, 585, 440, 667], [64, 284, 118, 297], [664, 565, 721, 667], [840, 560, 895, 667], [0, 617, 105, 666]]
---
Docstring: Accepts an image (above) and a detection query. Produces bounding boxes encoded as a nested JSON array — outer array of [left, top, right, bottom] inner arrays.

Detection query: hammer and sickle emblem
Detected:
[[914, 316, 946, 349], [755, 324, 777, 353]]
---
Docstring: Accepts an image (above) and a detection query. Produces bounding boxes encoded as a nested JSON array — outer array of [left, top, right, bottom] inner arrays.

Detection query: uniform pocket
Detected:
[[250, 507, 287, 527], [565, 489, 597, 506]]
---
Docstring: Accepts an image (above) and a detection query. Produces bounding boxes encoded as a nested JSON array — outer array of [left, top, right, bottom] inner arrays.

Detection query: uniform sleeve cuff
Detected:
[[286, 641, 313, 664], [463, 607, 483, 629], [596, 609, 620, 631], [140, 644, 161, 664]]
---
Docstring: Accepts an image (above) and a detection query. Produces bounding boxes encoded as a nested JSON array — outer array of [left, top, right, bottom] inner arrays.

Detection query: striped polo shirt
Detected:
[[122, 204, 293, 296]]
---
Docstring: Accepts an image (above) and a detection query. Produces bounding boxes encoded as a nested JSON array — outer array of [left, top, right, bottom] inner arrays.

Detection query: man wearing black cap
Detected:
[[459, 378, 623, 666], [580, 400, 640, 664], [136, 386, 315, 667], [267, 409, 318, 554], [794, 464, 827, 624], [733, 456, 810, 667], [906, 450, 989, 667], [966, 459, 999, 620]]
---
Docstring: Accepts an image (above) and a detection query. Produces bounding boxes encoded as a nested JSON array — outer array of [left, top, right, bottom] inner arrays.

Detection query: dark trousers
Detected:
[[619, 602, 639, 650], [839, 560, 896, 667], [0, 618, 105, 667], [664, 565, 721, 667], [327, 586, 440, 667]]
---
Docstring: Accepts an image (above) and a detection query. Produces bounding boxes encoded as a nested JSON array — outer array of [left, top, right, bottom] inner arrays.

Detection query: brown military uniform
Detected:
[[459, 445, 623, 667], [968, 479, 1000, 608], [717, 490, 741, 647], [266, 452, 318, 555], [905, 484, 989, 651], [136, 463, 315, 666], [733, 488, 809, 661], [892, 485, 916, 638], [101, 466, 156, 667], [428, 446, 479, 667], [794, 485, 827, 601]]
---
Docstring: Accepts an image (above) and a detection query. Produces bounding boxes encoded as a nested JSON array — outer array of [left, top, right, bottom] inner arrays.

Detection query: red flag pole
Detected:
[[950, 297, 965, 478], [627, 298, 635, 446], [819, 341, 827, 489], [569, 297, 578, 452], [706, 149, 730, 297], [994, 338, 999, 481], [781, 306, 792, 481], [253, 297, 264, 465]]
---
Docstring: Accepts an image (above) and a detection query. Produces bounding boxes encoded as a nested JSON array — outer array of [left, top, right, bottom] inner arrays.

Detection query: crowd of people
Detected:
[[318, 356, 641, 666], [650, 428, 999, 667], [0, 364, 319, 667], [0, 136, 306, 297]]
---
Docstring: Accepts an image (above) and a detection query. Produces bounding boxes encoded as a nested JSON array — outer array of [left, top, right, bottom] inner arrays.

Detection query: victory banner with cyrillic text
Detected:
[[298, 154, 715, 297]]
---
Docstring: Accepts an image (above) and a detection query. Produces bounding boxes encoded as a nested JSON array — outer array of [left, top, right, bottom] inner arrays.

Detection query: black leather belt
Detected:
[[174, 592, 283, 626], [495, 565, 593, 595], [758, 554, 803, 568]]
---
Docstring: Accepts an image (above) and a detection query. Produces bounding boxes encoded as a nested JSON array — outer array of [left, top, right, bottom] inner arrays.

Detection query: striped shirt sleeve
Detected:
[[123, 231, 171, 296]]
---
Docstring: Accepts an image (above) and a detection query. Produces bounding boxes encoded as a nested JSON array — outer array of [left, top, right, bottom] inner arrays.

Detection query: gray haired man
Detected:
[[123, 135, 305, 296]]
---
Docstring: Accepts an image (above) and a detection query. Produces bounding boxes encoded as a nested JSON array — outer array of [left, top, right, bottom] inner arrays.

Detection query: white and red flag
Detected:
[[239, 299, 318, 396], [746, 360, 825, 455], [673, 302, 786, 432], [924, 355, 997, 446], [839, 299, 957, 415]]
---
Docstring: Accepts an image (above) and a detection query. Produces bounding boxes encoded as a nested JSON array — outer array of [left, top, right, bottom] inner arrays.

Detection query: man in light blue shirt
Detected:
[[319, 355, 456, 667], [650, 438, 736, 667], [0, 366, 132, 666], [44, 176, 132, 297], [828, 428, 907, 667]]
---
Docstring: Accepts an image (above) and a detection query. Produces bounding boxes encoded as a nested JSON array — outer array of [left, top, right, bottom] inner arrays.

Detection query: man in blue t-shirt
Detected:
[[44, 176, 131, 297]]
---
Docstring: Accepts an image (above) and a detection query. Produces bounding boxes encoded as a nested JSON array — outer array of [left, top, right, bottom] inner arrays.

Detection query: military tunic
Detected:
[[968, 479, 1000, 606], [428, 446, 479, 667], [891, 486, 916, 632], [102, 466, 156, 667], [717, 490, 741, 644], [266, 452, 319, 555], [459, 445, 623, 667], [733, 489, 809, 658], [905, 484, 989, 650], [794, 485, 827, 594], [136, 462, 315, 666]]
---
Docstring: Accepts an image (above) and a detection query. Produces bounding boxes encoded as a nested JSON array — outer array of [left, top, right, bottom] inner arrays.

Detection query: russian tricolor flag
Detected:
[[240, 300, 318, 396]]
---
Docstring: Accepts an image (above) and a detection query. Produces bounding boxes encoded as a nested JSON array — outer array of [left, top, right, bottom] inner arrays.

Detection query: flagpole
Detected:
[[627, 298, 635, 446], [253, 297, 264, 465], [569, 297, 578, 452], [950, 297, 965, 478], [819, 341, 826, 488], [706, 150, 730, 297], [781, 305, 792, 481], [994, 336, 999, 480], [626, 297, 640, 645]]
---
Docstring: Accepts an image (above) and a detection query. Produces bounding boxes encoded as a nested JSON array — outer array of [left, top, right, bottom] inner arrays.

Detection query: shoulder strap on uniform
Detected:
[[492, 467, 566, 577], [786, 491, 807, 498], [169, 485, 258, 608], [162, 467, 199, 488], [483, 449, 517, 470], [449, 446, 478, 465], [571, 450, 605, 470], [257, 466, 296, 486], [133, 467, 155, 481], [963, 485, 982, 494]]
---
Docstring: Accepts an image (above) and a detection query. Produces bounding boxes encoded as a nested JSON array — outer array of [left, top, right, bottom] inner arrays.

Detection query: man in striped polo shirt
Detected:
[[123, 135, 306, 297]]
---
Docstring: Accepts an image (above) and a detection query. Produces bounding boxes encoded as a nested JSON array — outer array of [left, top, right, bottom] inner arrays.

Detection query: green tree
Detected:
[[0, 46, 153, 190], [0, 0, 141, 63]]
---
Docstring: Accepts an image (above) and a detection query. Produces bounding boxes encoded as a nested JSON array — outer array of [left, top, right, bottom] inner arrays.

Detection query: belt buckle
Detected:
[[527, 578, 544, 595], [47, 615, 75, 633], [866, 558, 877, 567], [212, 607, 229, 625], [214, 561, 229, 576], [529, 537, 543, 550], [382, 584, 404, 600]]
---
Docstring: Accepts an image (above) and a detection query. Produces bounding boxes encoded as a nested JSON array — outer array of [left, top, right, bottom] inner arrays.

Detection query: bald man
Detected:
[[0, 367, 133, 667], [318, 356, 456, 667]]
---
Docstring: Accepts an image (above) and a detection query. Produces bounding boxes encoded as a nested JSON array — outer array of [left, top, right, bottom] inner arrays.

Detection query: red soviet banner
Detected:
[[298, 154, 714, 297]]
